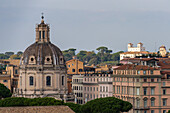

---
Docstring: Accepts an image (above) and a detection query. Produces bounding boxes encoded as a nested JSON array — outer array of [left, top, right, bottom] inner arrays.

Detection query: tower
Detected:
[[17, 15, 68, 98]]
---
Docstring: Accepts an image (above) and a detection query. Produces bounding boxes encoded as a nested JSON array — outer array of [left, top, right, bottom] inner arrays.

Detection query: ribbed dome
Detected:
[[21, 42, 64, 65]]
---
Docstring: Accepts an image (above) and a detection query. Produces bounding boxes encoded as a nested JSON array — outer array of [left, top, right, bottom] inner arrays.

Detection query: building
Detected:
[[120, 43, 156, 60], [0, 74, 11, 90], [0, 59, 20, 92], [72, 75, 84, 104], [72, 73, 113, 104], [16, 16, 68, 99], [159, 45, 167, 57], [113, 64, 170, 113], [120, 51, 150, 60], [66, 56, 84, 75], [128, 43, 145, 52]]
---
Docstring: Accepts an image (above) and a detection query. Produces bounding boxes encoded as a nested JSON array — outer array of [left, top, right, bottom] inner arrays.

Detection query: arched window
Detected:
[[46, 76, 51, 86], [29, 76, 33, 86], [151, 98, 155, 106], [62, 76, 64, 85], [143, 98, 148, 108]]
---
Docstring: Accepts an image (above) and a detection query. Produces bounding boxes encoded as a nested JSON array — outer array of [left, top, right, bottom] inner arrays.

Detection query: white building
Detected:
[[120, 43, 148, 60], [128, 42, 145, 52]]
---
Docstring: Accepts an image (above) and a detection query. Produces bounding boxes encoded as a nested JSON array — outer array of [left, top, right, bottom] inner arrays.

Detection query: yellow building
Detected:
[[66, 57, 84, 75], [159, 45, 167, 57], [0, 74, 11, 90]]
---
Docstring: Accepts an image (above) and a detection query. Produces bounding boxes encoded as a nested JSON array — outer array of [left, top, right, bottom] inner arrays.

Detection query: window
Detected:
[[163, 99, 167, 106], [97, 87, 98, 91], [46, 76, 51, 86], [150, 70, 153, 74], [151, 78, 154, 82], [103, 86, 105, 92], [15, 70, 18, 74], [163, 110, 166, 113], [93, 87, 95, 91], [87, 87, 89, 91], [39, 31, 41, 39], [144, 88, 147, 95], [163, 89, 166, 95], [72, 64, 74, 66], [136, 99, 140, 108], [43, 31, 45, 39], [137, 71, 140, 74], [29, 76, 33, 86], [106, 87, 108, 92], [136, 79, 139, 82], [151, 87, 155, 95], [3, 80, 8, 82], [79, 69, 83, 72], [72, 69, 75, 72], [68, 65, 70, 67], [151, 110, 154, 113], [144, 78, 147, 82], [163, 82, 166, 86], [100, 86, 102, 92], [143, 70, 146, 75], [151, 98, 155, 106], [144, 99, 147, 108], [136, 88, 140, 95], [62, 76, 64, 85], [90, 87, 92, 91]]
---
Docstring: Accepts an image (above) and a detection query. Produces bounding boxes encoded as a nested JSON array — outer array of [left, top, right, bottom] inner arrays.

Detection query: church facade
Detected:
[[16, 16, 68, 98]]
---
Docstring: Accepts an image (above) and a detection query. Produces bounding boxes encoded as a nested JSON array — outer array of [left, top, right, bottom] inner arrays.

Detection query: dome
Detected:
[[21, 42, 64, 65], [20, 15, 65, 66]]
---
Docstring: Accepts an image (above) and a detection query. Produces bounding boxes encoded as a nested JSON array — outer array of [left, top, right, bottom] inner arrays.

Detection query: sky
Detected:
[[0, 0, 170, 54]]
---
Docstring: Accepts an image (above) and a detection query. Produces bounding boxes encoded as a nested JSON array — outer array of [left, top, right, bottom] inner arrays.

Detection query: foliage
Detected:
[[0, 97, 132, 113], [63, 46, 123, 65], [0, 83, 12, 99], [64, 102, 81, 113], [0, 51, 23, 59], [81, 97, 132, 113], [0, 97, 63, 107], [62, 48, 76, 61], [168, 110, 170, 113]]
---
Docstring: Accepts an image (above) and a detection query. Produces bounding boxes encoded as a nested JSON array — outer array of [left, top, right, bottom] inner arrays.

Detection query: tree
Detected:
[[81, 97, 132, 113], [17, 51, 23, 56], [0, 83, 12, 99], [5, 52, 14, 56]]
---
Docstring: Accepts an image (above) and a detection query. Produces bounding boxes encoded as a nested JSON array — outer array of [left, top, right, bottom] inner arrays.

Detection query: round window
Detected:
[[31, 58, 34, 61], [47, 58, 50, 61]]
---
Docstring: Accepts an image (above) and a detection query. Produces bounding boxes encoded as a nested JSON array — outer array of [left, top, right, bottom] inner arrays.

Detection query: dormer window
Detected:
[[45, 56, 52, 64], [29, 56, 36, 64], [59, 56, 64, 64]]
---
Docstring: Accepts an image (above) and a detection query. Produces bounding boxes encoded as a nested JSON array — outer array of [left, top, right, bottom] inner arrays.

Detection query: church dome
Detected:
[[21, 15, 65, 66], [22, 42, 64, 65]]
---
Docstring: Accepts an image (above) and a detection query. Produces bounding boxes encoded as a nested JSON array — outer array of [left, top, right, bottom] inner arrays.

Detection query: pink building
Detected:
[[113, 64, 170, 113]]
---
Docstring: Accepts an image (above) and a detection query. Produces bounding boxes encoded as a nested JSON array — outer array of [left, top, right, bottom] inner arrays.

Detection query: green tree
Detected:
[[62, 48, 76, 61], [17, 51, 23, 56], [81, 97, 132, 113], [0, 83, 12, 99], [5, 52, 14, 56]]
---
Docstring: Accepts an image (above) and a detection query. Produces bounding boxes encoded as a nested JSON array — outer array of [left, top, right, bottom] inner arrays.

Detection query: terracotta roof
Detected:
[[114, 64, 159, 70], [121, 58, 159, 62], [120, 51, 149, 54], [0, 106, 75, 113], [161, 70, 170, 75], [138, 42, 143, 44]]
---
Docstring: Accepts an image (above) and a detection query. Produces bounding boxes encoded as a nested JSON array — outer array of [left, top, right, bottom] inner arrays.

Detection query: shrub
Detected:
[[81, 97, 132, 113], [64, 102, 81, 113], [0, 97, 63, 107], [0, 83, 12, 99]]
